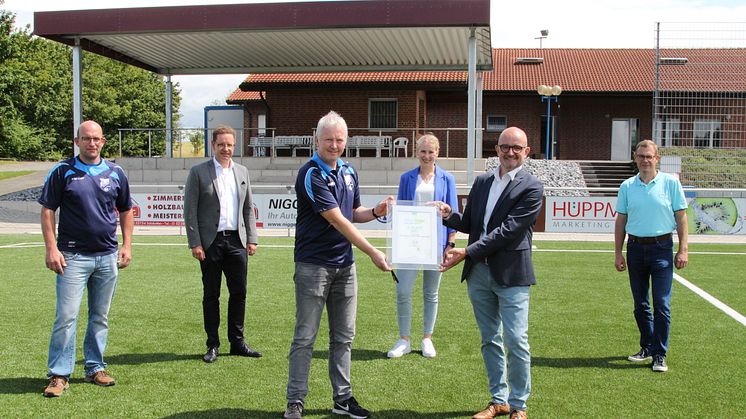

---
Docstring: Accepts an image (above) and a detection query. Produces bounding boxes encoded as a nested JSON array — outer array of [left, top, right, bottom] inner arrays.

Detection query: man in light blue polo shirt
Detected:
[[614, 139, 688, 373]]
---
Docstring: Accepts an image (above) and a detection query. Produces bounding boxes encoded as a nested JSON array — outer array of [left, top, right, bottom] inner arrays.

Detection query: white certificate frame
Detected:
[[387, 200, 443, 270]]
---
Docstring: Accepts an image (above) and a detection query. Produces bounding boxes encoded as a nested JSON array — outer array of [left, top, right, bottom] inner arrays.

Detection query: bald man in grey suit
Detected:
[[184, 125, 261, 363], [439, 127, 543, 419]]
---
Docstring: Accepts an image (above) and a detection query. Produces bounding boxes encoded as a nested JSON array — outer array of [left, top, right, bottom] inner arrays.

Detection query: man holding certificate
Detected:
[[438, 127, 543, 419], [283, 111, 392, 419]]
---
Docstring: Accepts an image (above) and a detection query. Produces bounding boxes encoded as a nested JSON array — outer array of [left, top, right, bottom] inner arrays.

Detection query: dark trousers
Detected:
[[199, 233, 248, 349], [626, 238, 674, 356]]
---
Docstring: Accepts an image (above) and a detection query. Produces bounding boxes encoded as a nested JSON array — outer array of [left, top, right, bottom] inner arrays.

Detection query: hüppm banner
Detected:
[[544, 196, 746, 235]]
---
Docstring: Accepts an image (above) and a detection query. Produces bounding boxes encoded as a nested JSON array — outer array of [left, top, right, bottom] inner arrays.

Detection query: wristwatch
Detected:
[[447, 241, 456, 248]]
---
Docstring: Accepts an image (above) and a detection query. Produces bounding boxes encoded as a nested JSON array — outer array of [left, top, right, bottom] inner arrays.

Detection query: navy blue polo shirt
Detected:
[[38, 156, 132, 256], [294, 153, 360, 267]]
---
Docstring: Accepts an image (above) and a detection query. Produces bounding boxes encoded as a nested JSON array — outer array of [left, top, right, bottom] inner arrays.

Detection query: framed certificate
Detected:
[[387, 200, 443, 270]]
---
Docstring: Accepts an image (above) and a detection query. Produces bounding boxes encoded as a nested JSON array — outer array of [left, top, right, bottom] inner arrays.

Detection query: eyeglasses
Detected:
[[498, 144, 526, 153], [635, 154, 657, 160], [79, 136, 105, 143]]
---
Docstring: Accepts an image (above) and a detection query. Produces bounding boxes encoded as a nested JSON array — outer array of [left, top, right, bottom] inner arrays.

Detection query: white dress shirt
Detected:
[[480, 165, 522, 241], [213, 158, 239, 232]]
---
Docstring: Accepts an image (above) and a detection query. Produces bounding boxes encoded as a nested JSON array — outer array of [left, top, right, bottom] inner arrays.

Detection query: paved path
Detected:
[[0, 161, 54, 196]]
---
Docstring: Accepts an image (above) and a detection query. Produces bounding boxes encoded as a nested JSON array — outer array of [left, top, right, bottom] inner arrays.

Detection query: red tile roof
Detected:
[[227, 48, 746, 101], [226, 89, 263, 102], [485, 49, 653, 92], [240, 71, 466, 84], [484, 48, 746, 92]]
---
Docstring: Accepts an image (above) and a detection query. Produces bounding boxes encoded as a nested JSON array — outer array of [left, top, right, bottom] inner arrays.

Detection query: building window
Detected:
[[693, 119, 722, 148], [486, 115, 507, 132], [656, 118, 680, 147], [369, 99, 397, 130]]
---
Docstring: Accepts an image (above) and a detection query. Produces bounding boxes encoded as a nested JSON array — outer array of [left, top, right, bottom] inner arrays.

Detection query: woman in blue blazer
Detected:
[[388, 134, 458, 358]]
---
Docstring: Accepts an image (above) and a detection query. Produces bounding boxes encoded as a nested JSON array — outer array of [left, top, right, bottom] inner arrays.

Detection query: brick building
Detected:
[[227, 48, 746, 160]]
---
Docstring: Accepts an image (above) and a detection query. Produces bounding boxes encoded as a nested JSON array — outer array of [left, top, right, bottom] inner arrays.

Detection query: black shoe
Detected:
[[652, 355, 668, 372], [203, 347, 218, 363], [229, 341, 262, 358], [627, 347, 652, 362], [283, 402, 304, 419], [332, 396, 369, 418]]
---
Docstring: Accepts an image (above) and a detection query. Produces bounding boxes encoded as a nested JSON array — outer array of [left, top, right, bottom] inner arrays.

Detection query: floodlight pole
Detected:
[[466, 28, 477, 184], [166, 73, 173, 158], [72, 38, 83, 156]]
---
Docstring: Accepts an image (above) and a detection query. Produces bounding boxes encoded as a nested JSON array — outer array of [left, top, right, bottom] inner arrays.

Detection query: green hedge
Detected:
[[659, 147, 746, 188]]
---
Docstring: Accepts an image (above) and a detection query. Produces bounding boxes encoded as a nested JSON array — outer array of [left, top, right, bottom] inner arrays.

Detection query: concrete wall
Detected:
[[115, 157, 486, 187]]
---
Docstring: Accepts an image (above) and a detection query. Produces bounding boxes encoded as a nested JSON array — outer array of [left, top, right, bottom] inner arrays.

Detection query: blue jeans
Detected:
[[47, 251, 118, 378], [467, 262, 531, 411], [626, 238, 674, 356], [287, 262, 357, 404], [394, 268, 441, 337]]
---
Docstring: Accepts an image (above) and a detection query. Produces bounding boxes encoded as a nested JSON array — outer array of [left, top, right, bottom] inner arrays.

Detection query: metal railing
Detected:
[[117, 126, 485, 158]]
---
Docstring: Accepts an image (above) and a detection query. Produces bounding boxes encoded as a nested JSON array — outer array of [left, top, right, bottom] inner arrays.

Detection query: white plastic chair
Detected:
[[393, 137, 408, 157]]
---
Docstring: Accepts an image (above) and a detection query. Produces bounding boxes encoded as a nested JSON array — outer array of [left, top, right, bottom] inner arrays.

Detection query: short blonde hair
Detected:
[[635, 139, 658, 155], [415, 133, 440, 151]]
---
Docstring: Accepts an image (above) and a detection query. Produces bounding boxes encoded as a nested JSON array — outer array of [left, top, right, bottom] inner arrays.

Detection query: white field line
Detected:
[[532, 249, 746, 256], [673, 273, 746, 327], [0, 242, 44, 248], [0, 242, 297, 249]]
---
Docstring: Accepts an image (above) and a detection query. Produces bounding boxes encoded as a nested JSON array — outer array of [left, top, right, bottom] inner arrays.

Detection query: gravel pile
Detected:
[[485, 157, 589, 196], [0, 186, 42, 202]]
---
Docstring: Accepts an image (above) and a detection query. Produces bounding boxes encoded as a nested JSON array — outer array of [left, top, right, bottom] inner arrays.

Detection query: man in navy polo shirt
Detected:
[[614, 139, 688, 373], [283, 111, 392, 419], [39, 120, 133, 397]]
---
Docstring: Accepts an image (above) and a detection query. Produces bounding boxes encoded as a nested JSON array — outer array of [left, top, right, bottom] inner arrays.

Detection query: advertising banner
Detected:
[[131, 193, 184, 226], [544, 196, 746, 235], [132, 193, 389, 230], [687, 197, 746, 235], [544, 197, 618, 233]]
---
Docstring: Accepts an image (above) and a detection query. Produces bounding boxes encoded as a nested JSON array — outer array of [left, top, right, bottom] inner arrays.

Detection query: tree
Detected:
[[0, 4, 181, 159], [188, 130, 205, 155], [82, 55, 181, 157]]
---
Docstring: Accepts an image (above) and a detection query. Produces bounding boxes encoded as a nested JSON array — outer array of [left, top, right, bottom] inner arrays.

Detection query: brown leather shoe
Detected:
[[472, 402, 511, 418], [84, 370, 116, 386], [510, 409, 527, 419], [43, 375, 69, 397]]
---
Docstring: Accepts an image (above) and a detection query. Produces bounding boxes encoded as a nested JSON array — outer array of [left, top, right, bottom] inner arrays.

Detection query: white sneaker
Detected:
[[387, 339, 411, 358], [421, 338, 436, 358]]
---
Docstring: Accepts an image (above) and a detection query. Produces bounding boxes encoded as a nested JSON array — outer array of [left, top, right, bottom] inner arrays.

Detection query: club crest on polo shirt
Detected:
[[100, 177, 111, 192], [344, 173, 354, 190]]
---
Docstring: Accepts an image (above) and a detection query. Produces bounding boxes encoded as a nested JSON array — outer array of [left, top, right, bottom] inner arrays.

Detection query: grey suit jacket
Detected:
[[183, 159, 258, 250], [444, 168, 543, 286]]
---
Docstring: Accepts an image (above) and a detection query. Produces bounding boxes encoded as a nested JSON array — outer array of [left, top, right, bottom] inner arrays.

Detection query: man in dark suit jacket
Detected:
[[439, 127, 543, 419], [184, 125, 261, 363]]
